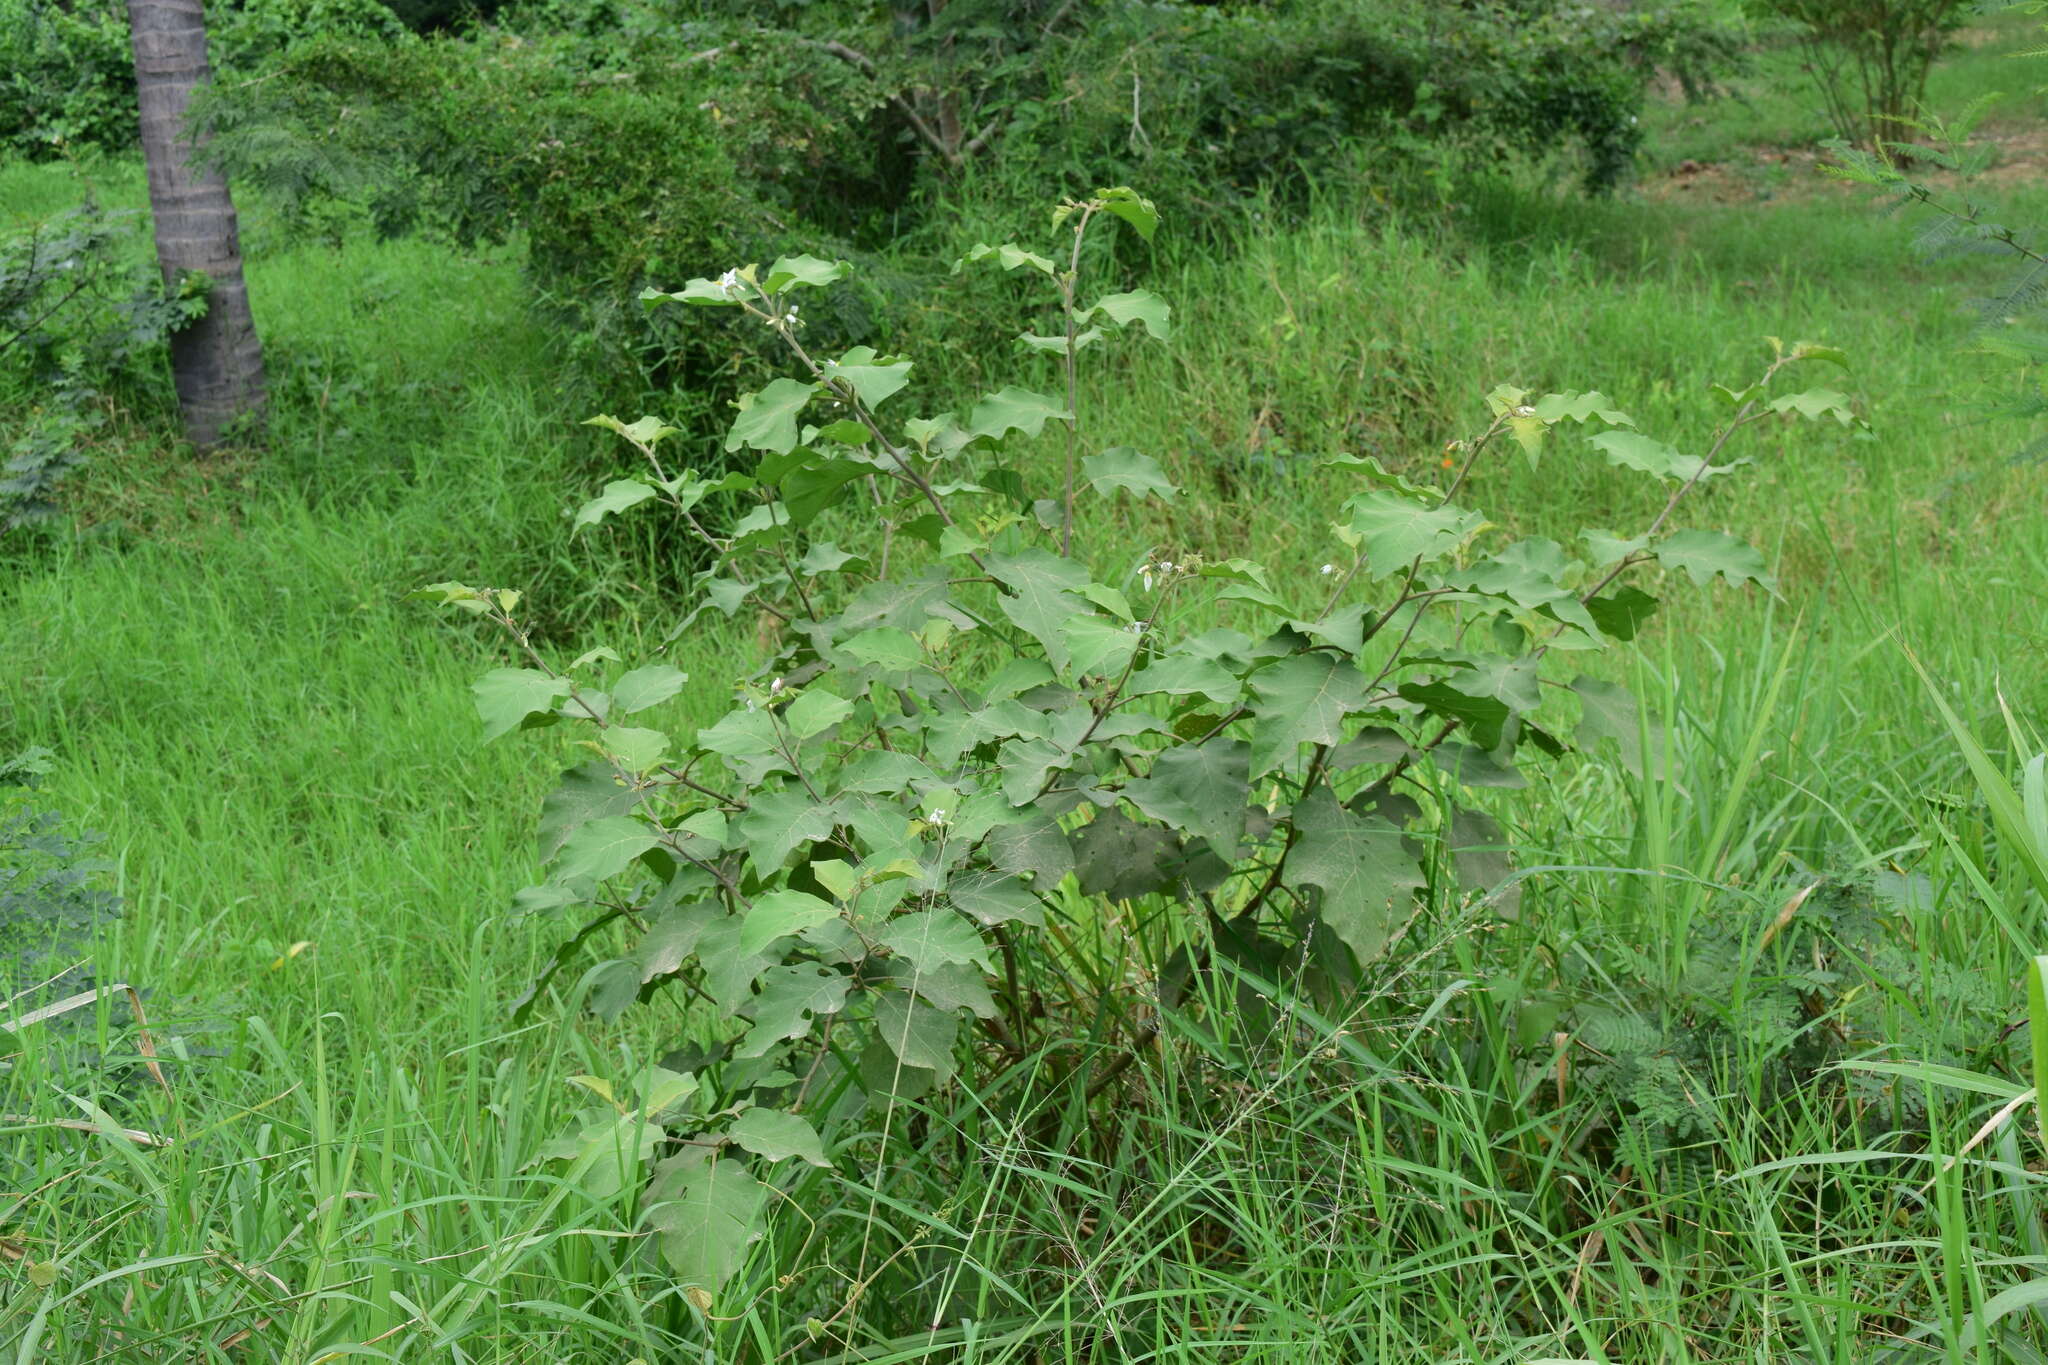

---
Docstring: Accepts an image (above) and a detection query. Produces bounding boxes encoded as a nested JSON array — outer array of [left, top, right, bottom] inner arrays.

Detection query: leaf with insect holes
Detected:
[[1083, 447, 1178, 502], [646, 1157, 768, 1295], [1340, 491, 1487, 578], [473, 668, 571, 742], [740, 963, 851, 1056], [1286, 786, 1422, 963], [728, 1108, 831, 1167], [725, 378, 817, 455], [554, 815, 658, 883], [1088, 289, 1171, 340]]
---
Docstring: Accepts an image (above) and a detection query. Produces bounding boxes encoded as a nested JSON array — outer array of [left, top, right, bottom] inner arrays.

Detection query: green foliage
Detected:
[[0, 749, 119, 988], [0, 0, 412, 160], [0, 201, 201, 534], [426, 187, 1858, 1304], [1558, 875, 2002, 1169], [1747, 0, 1971, 148]]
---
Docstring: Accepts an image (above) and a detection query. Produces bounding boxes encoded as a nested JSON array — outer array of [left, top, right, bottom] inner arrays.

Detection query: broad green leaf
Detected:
[[1071, 807, 1184, 900], [784, 688, 854, 740], [613, 664, 688, 714], [1531, 391, 1634, 427], [1767, 387, 1857, 425], [800, 542, 868, 575], [604, 726, 670, 773], [642, 278, 743, 308], [845, 627, 923, 672], [1581, 528, 1648, 567], [1093, 186, 1160, 241], [1652, 529, 1774, 591], [725, 378, 817, 455], [740, 963, 851, 1056], [1340, 491, 1487, 577], [556, 815, 658, 883], [1018, 328, 1102, 354], [955, 241, 1057, 275], [1286, 786, 1422, 963], [1449, 807, 1520, 919], [539, 762, 642, 861], [987, 811, 1076, 887], [1588, 430, 1717, 482], [583, 414, 680, 447], [1126, 653, 1240, 706], [947, 869, 1046, 927], [574, 479, 658, 529], [536, 1111, 662, 1200], [1398, 678, 1512, 752], [1248, 653, 1370, 778], [880, 909, 994, 974], [782, 459, 866, 527], [822, 346, 912, 409], [646, 1157, 768, 1295], [1572, 676, 1663, 779], [1584, 587, 1658, 641], [473, 668, 571, 742], [1124, 740, 1251, 857], [736, 791, 840, 874], [1088, 289, 1171, 340], [987, 549, 1092, 675], [1082, 447, 1179, 502], [728, 1109, 830, 1167], [763, 253, 848, 293], [810, 859, 858, 900], [873, 991, 959, 1079], [965, 387, 1070, 444], [740, 888, 840, 955], [1062, 613, 1140, 678], [1441, 538, 1597, 636]]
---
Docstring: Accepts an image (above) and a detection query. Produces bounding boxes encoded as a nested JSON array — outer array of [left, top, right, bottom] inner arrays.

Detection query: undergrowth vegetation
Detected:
[[2, 7, 2048, 1363]]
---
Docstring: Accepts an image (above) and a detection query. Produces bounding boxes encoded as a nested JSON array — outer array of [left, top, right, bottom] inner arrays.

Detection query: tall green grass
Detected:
[[4, 29, 2048, 1357]]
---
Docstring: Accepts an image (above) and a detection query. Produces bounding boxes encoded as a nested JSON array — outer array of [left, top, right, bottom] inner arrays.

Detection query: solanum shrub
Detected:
[[425, 189, 1859, 1315]]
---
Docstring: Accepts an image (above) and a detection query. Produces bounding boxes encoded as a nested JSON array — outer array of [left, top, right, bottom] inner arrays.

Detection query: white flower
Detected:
[[1514, 404, 1536, 419], [1319, 563, 1334, 575], [717, 268, 741, 297], [770, 676, 784, 694], [1128, 622, 1146, 635], [1158, 560, 1174, 574], [1140, 570, 1154, 592], [927, 808, 948, 827]]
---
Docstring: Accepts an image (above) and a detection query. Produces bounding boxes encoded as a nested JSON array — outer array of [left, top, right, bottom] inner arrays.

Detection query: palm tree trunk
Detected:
[[127, 0, 265, 448]]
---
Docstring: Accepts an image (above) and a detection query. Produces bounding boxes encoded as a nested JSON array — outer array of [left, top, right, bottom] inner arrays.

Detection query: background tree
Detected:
[[1751, 0, 1969, 149], [126, 0, 264, 447]]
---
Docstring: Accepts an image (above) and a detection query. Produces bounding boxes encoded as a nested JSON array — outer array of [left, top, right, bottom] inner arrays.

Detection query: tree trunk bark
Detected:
[[127, 0, 266, 449]]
